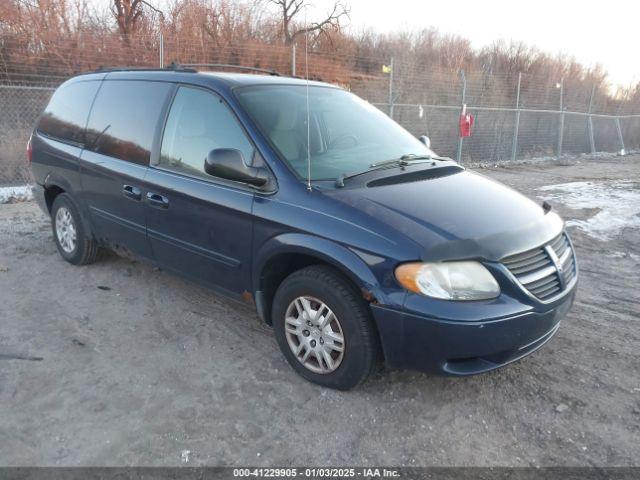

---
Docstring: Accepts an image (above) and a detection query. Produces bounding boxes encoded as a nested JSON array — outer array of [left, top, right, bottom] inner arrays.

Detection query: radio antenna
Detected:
[[304, 8, 312, 192]]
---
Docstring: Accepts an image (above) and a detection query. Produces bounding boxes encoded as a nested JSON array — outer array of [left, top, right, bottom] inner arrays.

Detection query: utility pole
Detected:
[[291, 43, 296, 77], [388, 57, 395, 119], [587, 84, 596, 154], [511, 72, 522, 161], [615, 118, 626, 155], [456, 69, 467, 163], [557, 78, 564, 160]]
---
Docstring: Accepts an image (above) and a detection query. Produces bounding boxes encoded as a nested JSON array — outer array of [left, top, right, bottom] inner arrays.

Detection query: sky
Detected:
[[337, 0, 639, 88]]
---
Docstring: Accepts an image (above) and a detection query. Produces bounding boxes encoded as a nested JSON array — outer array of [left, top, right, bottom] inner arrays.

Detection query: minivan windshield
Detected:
[[235, 85, 437, 181]]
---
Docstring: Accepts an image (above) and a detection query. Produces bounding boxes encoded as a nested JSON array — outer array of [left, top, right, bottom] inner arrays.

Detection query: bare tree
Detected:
[[266, 0, 349, 45], [111, 0, 163, 40]]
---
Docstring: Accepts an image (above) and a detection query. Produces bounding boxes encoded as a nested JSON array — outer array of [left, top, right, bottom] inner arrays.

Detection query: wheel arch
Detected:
[[253, 233, 388, 325], [43, 184, 65, 213], [44, 176, 94, 239], [42, 172, 76, 211]]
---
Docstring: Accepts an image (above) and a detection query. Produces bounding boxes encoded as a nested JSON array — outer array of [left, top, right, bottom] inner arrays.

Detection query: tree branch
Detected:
[[290, 2, 349, 41], [139, 0, 164, 18]]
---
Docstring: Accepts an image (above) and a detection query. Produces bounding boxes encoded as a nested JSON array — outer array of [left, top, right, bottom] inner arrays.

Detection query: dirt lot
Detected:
[[0, 155, 639, 467]]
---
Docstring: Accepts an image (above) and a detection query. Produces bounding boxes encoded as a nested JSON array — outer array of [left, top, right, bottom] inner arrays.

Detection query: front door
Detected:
[[144, 85, 256, 295]]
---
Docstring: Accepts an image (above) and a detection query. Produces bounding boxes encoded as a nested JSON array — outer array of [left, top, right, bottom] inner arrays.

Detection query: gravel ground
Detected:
[[0, 155, 638, 467]]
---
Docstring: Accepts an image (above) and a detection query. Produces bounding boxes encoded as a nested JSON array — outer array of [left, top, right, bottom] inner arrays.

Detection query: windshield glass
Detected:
[[235, 85, 436, 181]]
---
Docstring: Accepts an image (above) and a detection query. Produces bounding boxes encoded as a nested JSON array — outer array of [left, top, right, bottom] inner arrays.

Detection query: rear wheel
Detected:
[[51, 193, 99, 265], [272, 265, 380, 390]]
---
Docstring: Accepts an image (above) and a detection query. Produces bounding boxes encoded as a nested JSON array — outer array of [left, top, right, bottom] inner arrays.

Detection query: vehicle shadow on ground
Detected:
[[94, 247, 534, 396], [4, 203, 573, 399]]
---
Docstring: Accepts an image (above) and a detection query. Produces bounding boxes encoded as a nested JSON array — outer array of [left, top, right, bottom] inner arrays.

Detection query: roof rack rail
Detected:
[[92, 64, 196, 74], [91, 63, 280, 76], [178, 63, 280, 76]]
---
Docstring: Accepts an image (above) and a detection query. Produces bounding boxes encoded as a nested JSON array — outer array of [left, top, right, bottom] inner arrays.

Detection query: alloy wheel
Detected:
[[284, 296, 345, 374], [55, 207, 77, 253]]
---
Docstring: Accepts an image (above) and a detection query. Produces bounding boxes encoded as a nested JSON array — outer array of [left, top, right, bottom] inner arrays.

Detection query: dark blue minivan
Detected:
[[29, 66, 577, 390]]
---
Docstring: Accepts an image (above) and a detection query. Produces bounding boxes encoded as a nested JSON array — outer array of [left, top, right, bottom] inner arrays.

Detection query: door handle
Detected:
[[146, 192, 169, 209], [122, 184, 142, 201]]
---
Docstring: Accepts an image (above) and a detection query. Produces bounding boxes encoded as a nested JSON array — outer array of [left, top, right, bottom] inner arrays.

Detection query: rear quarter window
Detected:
[[85, 80, 172, 165], [37, 80, 100, 145]]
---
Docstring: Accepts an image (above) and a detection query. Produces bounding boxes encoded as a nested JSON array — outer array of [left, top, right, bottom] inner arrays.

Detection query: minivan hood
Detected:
[[325, 170, 563, 262]]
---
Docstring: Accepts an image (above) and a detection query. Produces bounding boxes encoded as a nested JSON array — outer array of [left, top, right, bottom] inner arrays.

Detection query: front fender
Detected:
[[253, 233, 391, 307]]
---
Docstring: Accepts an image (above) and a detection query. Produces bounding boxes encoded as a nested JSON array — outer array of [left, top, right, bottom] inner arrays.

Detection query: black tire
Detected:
[[272, 265, 381, 390], [51, 193, 99, 265]]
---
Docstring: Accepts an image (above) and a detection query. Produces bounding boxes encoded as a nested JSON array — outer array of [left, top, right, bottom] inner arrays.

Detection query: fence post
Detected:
[[159, 32, 164, 68], [388, 57, 395, 119], [291, 43, 296, 77], [511, 72, 522, 161], [557, 78, 564, 159], [615, 117, 626, 155], [456, 69, 466, 163], [587, 84, 596, 154]]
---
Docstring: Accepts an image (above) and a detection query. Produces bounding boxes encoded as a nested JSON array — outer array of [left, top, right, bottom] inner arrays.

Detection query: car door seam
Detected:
[[146, 227, 241, 268]]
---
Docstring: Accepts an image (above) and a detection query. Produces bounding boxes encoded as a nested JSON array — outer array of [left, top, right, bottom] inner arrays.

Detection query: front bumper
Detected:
[[371, 286, 576, 376]]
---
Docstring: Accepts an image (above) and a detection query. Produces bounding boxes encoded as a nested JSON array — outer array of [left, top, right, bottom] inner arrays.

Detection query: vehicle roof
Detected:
[[68, 69, 337, 91], [198, 72, 333, 88]]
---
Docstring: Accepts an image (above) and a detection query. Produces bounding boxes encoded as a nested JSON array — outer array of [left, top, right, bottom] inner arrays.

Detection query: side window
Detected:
[[37, 80, 100, 145], [159, 86, 255, 179], [85, 80, 171, 165]]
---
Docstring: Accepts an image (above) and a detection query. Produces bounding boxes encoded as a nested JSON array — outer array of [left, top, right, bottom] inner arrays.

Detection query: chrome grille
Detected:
[[502, 232, 576, 300]]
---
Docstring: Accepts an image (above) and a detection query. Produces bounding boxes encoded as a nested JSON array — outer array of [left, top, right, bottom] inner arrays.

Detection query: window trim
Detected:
[[83, 78, 174, 167], [35, 79, 102, 149], [150, 82, 179, 168], [152, 83, 277, 193], [35, 130, 85, 150]]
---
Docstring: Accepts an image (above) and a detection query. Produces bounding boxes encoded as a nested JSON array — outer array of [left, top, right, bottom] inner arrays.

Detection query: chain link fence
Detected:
[[372, 67, 638, 163], [1, 33, 638, 187], [0, 85, 54, 187]]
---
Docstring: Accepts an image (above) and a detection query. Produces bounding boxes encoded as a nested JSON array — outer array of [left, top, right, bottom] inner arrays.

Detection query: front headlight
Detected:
[[395, 261, 500, 300]]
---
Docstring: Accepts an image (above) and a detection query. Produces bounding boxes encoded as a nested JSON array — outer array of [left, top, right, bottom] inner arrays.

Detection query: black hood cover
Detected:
[[326, 169, 563, 262]]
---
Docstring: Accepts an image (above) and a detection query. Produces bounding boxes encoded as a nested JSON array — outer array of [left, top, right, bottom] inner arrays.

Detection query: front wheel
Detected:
[[272, 265, 380, 390]]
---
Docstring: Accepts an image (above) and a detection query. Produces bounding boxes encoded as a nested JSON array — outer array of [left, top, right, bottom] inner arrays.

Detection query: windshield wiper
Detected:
[[370, 154, 433, 168], [335, 153, 450, 187], [334, 164, 404, 188], [398, 153, 451, 163]]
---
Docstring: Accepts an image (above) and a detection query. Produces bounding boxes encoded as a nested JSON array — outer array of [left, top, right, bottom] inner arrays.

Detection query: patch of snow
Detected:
[[609, 251, 640, 262], [468, 149, 639, 169], [0, 185, 33, 204], [181, 449, 190, 463], [538, 181, 640, 240]]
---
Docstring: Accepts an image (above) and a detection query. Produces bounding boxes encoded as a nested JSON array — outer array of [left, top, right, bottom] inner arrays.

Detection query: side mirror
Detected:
[[204, 148, 269, 187], [419, 135, 431, 148]]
